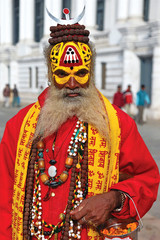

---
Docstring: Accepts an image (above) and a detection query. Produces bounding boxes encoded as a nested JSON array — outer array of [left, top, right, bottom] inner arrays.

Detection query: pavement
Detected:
[[137, 120, 160, 240], [0, 104, 160, 240]]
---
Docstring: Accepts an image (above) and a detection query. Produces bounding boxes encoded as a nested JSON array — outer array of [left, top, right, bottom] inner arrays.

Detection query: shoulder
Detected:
[[113, 105, 137, 138], [5, 88, 49, 135], [6, 103, 34, 131], [113, 104, 135, 124], [1, 103, 35, 152]]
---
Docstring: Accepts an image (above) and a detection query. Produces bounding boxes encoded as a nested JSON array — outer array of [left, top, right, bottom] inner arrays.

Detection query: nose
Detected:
[[66, 76, 79, 89]]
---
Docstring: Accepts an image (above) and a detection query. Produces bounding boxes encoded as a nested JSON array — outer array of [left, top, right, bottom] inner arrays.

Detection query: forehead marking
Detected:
[[60, 45, 83, 67]]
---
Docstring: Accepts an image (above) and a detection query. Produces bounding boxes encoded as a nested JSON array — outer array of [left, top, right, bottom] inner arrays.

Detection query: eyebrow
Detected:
[[76, 68, 89, 73], [76, 68, 89, 74], [54, 69, 69, 75]]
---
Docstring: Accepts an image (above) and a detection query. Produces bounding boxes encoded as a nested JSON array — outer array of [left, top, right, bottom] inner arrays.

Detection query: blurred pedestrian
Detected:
[[123, 85, 133, 116], [136, 84, 150, 124], [12, 84, 20, 107], [3, 84, 10, 107], [113, 85, 124, 108]]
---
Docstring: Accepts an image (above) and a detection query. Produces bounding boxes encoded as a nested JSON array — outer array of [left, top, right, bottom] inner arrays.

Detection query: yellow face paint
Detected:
[[53, 66, 90, 85], [50, 42, 92, 85]]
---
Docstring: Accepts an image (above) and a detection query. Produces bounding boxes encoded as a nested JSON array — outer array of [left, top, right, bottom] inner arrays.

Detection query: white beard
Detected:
[[34, 81, 109, 140]]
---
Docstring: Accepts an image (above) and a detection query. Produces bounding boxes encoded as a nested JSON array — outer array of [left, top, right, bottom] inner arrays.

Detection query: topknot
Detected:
[[48, 24, 90, 45]]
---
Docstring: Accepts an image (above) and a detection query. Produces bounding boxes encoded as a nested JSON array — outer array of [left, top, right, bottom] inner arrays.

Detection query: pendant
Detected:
[[43, 186, 51, 201], [43, 187, 56, 201], [48, 165, 57, 177]]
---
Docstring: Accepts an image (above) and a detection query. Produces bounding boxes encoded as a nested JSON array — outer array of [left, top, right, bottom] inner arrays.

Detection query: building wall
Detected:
[[0, 0, 160, 118]]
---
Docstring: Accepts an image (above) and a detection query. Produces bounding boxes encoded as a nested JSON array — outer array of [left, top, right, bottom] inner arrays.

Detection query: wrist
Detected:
[[112, 191, 126, 212]]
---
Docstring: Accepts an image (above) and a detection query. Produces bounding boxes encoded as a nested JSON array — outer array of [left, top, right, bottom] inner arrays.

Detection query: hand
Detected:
[[70, 190, 121, 227]]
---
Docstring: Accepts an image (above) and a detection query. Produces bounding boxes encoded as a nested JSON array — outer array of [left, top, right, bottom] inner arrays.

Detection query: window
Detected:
[[34, 0, 44, 42], [13, 0, 19, 45], [62, 0, 71, 17], [96, 0, 105, 31], [29, 67, 32, 88], [101, 63, 106, 89], [36, 67, 39, 88], [143, 0, 150, 21]]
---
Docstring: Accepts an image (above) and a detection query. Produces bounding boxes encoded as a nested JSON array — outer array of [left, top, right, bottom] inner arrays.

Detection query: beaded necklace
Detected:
[[29, 120, 88, 240], [37, 120, 87, 188]]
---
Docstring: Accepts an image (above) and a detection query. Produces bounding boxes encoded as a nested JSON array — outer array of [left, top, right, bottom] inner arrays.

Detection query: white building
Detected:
[[0, 0, 160, 119]]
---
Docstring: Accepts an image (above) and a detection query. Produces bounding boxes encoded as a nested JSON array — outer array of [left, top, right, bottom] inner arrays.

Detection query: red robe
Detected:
[[0, 88, 159, 239]]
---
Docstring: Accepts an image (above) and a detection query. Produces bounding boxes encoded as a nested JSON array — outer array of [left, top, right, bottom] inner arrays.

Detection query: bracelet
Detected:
[[113, 191, 126, 212]]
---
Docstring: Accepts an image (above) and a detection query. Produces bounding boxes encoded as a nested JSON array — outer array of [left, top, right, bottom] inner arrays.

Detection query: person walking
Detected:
[[123, 85, 133, 116], [12, 84, 20, 107], [113, 85, 124, 108], [3, 84, 10, 107], [136, 84, 150, 124]]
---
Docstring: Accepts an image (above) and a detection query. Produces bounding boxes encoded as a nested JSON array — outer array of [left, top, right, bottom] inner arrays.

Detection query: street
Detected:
[[0, 104, 160, 240]]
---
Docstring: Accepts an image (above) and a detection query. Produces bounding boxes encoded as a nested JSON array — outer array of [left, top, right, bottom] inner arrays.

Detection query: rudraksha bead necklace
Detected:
[[23, 139, 40, 240]]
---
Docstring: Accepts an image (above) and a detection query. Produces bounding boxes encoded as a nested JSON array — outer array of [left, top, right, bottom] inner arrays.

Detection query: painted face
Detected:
[[50, 42, 92, 88]]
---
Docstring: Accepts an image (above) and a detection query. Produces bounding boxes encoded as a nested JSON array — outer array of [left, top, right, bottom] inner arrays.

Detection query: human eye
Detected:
[[54, 70, 69, 78], [76, 69, 88, 77]]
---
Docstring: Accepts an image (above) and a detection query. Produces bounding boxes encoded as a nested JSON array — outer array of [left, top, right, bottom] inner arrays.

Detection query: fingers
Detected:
[[81, 216, 87, 224], [70, 200, 95, 226], [70, 201, 99, 226], [70, 200, 87, 221], [88, 220, 97, 228], [79, 216, 97, 228], [70, 194, 112, 227]]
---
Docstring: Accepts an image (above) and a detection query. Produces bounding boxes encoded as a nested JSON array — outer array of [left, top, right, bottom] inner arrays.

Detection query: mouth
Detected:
[[66, 92, 80, 97], [64, 89, 82, 98]]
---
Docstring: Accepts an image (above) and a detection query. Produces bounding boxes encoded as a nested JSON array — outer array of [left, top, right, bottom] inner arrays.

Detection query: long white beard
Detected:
[[34, 82, 109, 140]]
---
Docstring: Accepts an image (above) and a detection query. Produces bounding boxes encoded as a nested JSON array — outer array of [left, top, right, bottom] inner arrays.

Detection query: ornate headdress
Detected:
[[47, 7, 90, 45], [46, 7, 92, 87]]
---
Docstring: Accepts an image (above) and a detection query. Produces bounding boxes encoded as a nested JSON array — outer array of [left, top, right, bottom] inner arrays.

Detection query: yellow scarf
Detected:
[[12, 93, 120, 239], [87, 93, 120, 239]]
